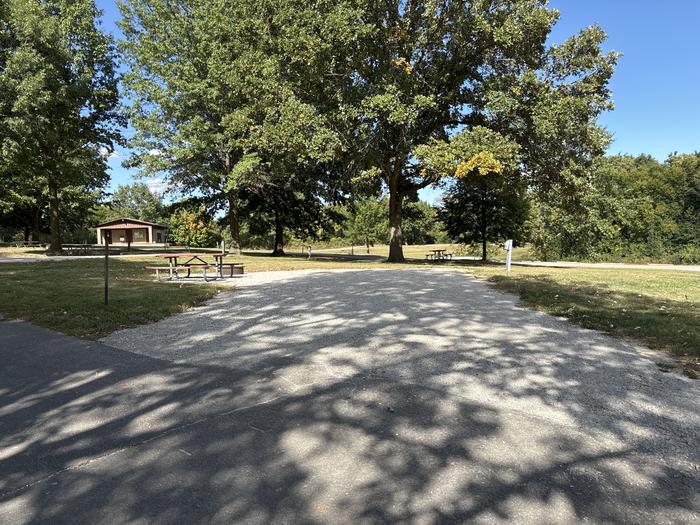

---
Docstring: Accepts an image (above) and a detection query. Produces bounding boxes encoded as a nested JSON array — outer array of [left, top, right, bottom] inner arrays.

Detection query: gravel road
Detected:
[[99, 268, 700, 524]]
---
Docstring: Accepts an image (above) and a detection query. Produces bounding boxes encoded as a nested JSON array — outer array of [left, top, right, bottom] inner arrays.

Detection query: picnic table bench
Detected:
[[13, 241, 45, 248], [62, 244, 121, 256], [145, 264, 218, 281], [62, 244, 92, 256], [181, 262, 245, 277]]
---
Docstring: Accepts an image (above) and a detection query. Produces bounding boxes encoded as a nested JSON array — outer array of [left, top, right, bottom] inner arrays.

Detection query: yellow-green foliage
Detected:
[[455, 151, 503, 178]]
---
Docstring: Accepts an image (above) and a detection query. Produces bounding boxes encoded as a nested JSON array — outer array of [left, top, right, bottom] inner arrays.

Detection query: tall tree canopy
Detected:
[[303, 0, 618, 261], [0, 0, 122, 251], [119, 0, 341, 254], [119, 0, 617, 261]]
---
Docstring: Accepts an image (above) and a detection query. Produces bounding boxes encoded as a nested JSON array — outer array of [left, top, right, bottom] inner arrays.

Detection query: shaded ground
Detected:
[[1, 269, 698, 524]]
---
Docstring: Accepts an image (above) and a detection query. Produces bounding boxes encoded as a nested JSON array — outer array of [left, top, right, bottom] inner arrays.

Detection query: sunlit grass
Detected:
[[0, 259, 223, 339]]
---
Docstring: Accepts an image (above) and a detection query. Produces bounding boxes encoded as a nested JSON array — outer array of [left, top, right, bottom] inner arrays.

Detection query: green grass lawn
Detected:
[[0, 258, 224, 339], [0, 251, 698, 371]]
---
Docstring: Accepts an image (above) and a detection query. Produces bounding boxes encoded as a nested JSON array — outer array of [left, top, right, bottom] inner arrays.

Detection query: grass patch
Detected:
[[0, 259, 223, 339]]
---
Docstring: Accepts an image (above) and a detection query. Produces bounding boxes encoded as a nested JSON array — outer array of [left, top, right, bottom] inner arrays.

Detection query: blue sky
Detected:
[[97, 0, 700, 199]]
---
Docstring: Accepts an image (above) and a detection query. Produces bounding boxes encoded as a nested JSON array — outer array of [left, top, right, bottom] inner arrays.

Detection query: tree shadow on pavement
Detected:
[[1, 269, 698, 524], [486, 273, 700, 358]]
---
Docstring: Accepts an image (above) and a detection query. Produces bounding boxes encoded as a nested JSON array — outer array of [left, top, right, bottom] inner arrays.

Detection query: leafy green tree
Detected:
[[441, 179, 529, 261], [0, 0, 122, 252], [168, 207, 222, 248], [234, 157, 342, 256], [0, 184, 46, 241], [667, 152, 700, 246], [416, 126, 525, 259], [119, 0, 340, 254], [311, 1, 617, 262], [525, 197, 617, 261], [527, 155, 692, 261], [402, 200, 447, 245], [107, 183, 167, 224], [345, 197, 388, 253]]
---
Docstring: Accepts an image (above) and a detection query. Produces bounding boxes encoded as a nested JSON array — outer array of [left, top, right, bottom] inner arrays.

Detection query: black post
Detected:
[[104, 236, 109, 305]]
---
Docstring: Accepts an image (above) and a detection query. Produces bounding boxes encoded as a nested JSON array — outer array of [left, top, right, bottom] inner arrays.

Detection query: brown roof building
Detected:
[[96, 218, 168, 246]]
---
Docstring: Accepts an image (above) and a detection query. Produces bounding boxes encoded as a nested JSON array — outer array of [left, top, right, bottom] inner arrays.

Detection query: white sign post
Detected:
[[504, 239, 513, 273]]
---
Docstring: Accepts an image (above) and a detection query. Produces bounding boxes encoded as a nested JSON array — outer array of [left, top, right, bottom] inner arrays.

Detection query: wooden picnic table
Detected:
[[155, 252, 234, 279]]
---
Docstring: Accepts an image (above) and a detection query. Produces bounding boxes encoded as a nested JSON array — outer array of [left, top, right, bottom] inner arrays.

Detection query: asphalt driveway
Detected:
[[1, 269, 698, 524]]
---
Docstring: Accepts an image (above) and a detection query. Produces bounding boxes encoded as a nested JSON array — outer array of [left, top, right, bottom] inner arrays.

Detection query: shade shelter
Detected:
[[96, 218, 168, 247]]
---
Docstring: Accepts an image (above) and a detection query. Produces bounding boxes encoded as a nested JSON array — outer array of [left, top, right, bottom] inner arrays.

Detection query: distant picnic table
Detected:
[[62, 244, 92, 256], [426, 249, 452, 261], [13, 241, 45, 248], [148, 252, 244, 281], [61, 244, 120, 256]]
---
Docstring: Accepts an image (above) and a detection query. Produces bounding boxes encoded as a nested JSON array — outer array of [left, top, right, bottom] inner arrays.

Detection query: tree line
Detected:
[[11, 0, 681, 263], [70, 181, 445, 252], [88, 150, 700, 265], [439, 151, 699, 263]]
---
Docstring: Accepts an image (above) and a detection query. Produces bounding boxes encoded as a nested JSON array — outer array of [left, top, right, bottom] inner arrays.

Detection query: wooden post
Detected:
[[104, 236, 109, 305]]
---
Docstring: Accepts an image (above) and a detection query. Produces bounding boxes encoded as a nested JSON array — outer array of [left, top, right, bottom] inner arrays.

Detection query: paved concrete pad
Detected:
[[2, 269, 699, 524]]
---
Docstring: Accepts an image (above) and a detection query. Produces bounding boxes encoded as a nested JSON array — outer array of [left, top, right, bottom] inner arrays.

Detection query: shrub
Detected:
[[671, 245, 700, 265], [169, 207, 222, 248]]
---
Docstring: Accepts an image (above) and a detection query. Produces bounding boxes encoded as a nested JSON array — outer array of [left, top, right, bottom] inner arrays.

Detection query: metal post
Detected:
[[504, 239, 513, 273], [104, 237, 109, 305]]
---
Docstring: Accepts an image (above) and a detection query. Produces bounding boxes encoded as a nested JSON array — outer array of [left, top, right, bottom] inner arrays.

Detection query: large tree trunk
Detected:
[[227, 189, 241, 254], [387, 175, 405, 263], [47, 177, 61, 253], [272, 205, 285, 256]]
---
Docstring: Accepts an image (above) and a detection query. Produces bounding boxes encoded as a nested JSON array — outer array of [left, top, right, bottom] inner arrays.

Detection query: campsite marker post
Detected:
[[504, 239, 513, 273]]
